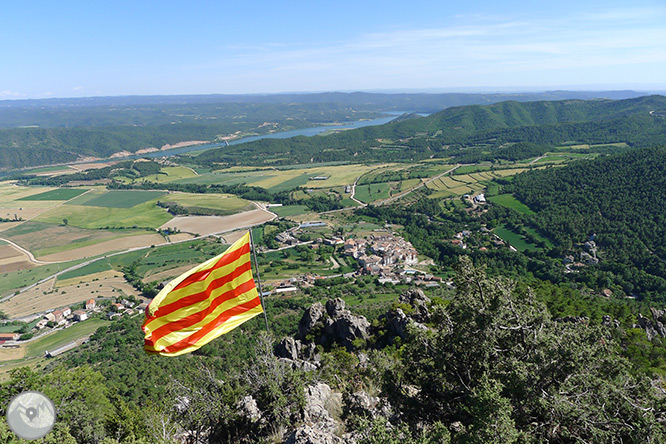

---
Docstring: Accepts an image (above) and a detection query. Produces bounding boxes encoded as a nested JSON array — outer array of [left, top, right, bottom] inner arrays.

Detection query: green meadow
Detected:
[[487, 193, 535, 215], [17, 188, 89, 201], [79, 190, 166, 208]]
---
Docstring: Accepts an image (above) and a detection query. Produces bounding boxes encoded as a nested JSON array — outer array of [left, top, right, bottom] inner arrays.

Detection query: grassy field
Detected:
[[159, 192, 254, 213], [150, 166, 199, 183], [523, 226, 554, 248], [79, 190, 166, 208], [0, 259, 84, 297], [494, 225, 538, 252], [454, 164, 493, 174], [26, 318, 111, 358], [355, 183, 393, 203], [17, 188, 88, 201], [266, 174, 311, 193], [133, 240, 228, 277], [34, 199, 172, 229], [0, 222, 149, 257], [487, 194, 535, 215], [57, 259, 113, 281]]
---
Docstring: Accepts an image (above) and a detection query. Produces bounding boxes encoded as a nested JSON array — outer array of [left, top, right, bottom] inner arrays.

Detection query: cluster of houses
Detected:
[[564, 239, 600, 272], [342, 234, 419, 273], [0, 298, 148, 348], [271, 230, 445, 290]]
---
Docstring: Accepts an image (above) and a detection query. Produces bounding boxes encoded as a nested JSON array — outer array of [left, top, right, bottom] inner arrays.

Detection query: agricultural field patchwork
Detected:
[[158, 192, 254, 214], [78, 190, 167, 208], [34, 199, 172, 229], [17, 188, 88, 201]]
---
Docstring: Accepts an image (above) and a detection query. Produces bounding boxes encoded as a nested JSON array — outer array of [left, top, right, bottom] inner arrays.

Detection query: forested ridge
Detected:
[[194, 95, 666, 167], [1, 93, 662, 170], [506, 145, 666, 299]]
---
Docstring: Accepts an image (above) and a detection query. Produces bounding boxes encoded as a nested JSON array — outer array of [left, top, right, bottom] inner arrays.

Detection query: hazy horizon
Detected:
[[2, 1, 666, 100]]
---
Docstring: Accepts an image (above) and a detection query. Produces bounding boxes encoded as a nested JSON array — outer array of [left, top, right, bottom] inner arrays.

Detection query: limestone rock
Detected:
[[299, 302, 326, 340], [637, 313, 666, 341], [298, 298, 370, 350], [238, 395, 261, 422], [283, 425, 343, 444], [275, 337, 302, 361], [398, 288, 431, 322]]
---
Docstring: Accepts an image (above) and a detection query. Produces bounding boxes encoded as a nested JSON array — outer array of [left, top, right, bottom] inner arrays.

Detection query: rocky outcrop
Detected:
[[238, 395, 261, 423], [299, 302, 327, 340], [398, 288, 431, 323], [275, 337, 321, 370], [384, 288, 431, 340], [283, 383, 350, 444], [636, 313, 666, 341], [298, 298, 370, 350]]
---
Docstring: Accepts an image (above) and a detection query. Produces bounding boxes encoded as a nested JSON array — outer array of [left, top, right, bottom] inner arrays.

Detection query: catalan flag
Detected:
[[142, 231, 264, 356]]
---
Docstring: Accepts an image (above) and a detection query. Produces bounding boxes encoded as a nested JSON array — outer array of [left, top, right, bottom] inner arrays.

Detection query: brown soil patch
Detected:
[[37, 233, 166, 262], [0, 207, 48, 220], [69, 162, 115, 171], [169, 233, 195, 242], [161, 209, 275, 236], [143, 265, 193, 284], [0, 347, 25, 361], [56, 270, 124, 288], [0, 245, 24, 261], [0, 245, 34, 272], [0, 261, 34, 273], [0, 275, 136, 318]]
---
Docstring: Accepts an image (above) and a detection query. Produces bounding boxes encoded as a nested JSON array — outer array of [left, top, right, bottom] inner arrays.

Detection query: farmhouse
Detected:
[[73, 310, 88, 321], [0, 333, 19, 342], [86, 299, 96, 310]]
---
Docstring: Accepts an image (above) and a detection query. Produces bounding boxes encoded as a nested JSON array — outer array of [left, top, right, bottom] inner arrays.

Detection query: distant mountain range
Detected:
[[2, 92, 665, 170]]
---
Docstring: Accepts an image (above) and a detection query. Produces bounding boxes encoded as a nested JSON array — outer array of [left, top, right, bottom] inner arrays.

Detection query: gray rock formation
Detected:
[[398, 288, 431, 322], [283, 383, 348, 444], [385, 288, 432, 340], [238, 395, 261, 422], [299, 302, 326, 340], [637, 313, 666, 341], [298, 298, 370, 350], [283, 425, 344, 444], [275, 336, 301, 361]]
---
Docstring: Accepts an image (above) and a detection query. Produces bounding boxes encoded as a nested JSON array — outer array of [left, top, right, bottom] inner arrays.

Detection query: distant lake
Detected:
[[139, 114, 403, 159], [1, 112, 427, 177]]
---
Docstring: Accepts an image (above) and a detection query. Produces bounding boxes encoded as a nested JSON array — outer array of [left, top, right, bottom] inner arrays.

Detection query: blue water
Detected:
[[2, 112, 420, 177], [139, 114, 400, 159]]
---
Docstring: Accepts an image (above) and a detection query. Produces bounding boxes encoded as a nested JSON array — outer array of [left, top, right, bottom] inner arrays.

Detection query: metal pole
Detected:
[[249, 229, 270, 333]]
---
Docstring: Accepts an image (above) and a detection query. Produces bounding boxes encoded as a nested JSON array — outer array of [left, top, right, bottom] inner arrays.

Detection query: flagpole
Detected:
[[249, 229, 270, 333]]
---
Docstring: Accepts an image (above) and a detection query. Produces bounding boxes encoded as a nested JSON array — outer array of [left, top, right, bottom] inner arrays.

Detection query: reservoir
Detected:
[[139, 114, 401, 159]]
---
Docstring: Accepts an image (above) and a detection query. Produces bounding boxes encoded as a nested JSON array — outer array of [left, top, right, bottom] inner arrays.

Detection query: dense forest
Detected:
[[506, 145, 666, 299], [194, 95, 666, 167]]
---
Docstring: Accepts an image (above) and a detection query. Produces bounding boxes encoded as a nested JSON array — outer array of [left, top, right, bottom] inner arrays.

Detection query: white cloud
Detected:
[[0, 90, 22, 98]]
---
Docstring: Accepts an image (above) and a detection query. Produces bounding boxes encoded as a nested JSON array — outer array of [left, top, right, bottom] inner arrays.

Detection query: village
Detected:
[[0, 297, 146, 357]]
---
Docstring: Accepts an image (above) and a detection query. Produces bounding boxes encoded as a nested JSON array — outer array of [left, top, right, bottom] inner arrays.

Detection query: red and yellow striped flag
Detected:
[[142, 231, 263, 356]]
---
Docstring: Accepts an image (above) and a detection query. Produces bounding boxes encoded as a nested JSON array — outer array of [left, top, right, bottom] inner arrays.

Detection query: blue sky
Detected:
[[1, 1, 665, 99]]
